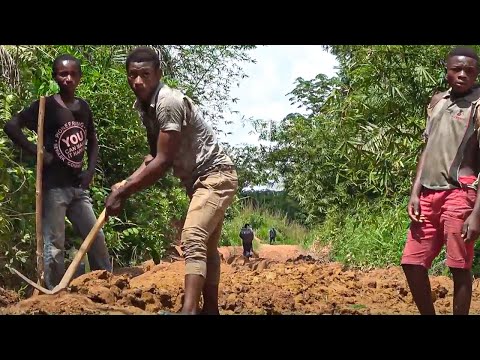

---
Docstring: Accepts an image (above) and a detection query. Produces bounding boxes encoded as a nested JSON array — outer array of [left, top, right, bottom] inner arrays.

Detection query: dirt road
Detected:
[[1, 244, 479, 315]]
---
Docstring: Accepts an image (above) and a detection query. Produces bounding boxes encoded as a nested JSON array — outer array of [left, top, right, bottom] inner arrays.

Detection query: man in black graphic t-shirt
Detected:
[[3, 54, 112, 290], [16, 99, 95, 190]]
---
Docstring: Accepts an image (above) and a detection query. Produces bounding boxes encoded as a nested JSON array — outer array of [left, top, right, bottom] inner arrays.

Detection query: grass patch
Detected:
[[221, 203, 308, 247], [305, 197, 408, 268]]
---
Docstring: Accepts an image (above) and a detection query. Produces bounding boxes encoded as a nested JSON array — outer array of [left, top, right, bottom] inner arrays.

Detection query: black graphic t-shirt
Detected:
[[17, 96, 96, 189]]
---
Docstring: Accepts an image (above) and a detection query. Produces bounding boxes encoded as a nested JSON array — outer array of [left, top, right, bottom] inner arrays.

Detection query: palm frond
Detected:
[[0, 45, 20, 88]]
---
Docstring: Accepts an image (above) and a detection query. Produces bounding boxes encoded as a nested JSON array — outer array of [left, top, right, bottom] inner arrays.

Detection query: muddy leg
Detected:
[[450, 268, 472, 315], [201, 220, 223, 315], [402, 264, 435, 315]]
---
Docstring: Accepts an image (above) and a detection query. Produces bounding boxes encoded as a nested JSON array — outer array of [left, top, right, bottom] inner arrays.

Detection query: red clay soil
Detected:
[[2, 245, 480, 315], [0, 287, 19, 308]]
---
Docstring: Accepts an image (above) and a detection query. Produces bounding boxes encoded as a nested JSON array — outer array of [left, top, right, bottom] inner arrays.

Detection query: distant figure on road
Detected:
[[239, 223, 254, 258], [269, 227, 277, 245]]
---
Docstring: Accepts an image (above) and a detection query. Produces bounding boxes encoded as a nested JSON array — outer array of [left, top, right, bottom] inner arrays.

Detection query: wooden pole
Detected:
[[34, 96, 46, 292]]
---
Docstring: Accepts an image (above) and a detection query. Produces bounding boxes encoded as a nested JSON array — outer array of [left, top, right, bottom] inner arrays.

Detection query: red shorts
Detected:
[[401, 176, 478, 270]]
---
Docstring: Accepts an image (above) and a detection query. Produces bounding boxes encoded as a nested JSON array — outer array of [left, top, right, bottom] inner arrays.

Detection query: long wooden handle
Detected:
[[57, 209, 107, 288], [11, 267, 53, 295], [35, 96, 46, 287], [56, 180, 127, 289]]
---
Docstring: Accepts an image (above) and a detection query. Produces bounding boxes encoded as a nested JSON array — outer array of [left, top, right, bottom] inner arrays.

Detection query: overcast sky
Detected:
[[218, 45, 339, 146]]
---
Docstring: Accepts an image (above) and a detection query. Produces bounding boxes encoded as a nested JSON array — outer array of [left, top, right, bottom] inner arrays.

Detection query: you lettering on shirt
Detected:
[[53, 121, 87, 169]]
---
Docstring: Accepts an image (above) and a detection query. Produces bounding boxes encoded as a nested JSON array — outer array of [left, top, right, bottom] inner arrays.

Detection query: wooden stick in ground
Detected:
[[33, 96, 46, 295]]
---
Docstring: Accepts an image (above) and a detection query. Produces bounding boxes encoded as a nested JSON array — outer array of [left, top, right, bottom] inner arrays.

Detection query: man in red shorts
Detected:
[[402, 46, 480, 315]]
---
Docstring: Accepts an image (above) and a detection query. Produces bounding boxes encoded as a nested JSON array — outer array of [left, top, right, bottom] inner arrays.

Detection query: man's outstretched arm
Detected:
[[110, 154, 154, 191], [105, 130, 180, 216], [120, 130, 180, 197]]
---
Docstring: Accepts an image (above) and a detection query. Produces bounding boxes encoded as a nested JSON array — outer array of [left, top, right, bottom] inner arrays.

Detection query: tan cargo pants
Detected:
[[182, 167, 238, 285]]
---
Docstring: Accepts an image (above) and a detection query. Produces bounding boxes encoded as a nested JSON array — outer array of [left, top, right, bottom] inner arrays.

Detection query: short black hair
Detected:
[[126, 47, 160, 71], [52, 54, 82, 75], [447, 46, 479, 63], [244, 223, 250, 228]]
